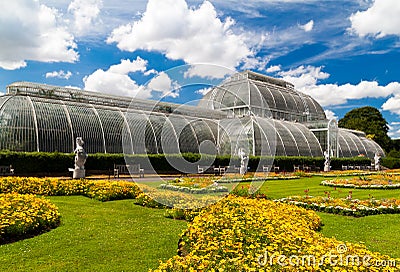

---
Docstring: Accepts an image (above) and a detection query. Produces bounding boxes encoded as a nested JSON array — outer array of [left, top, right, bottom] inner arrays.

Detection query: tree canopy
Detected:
[[338, 106, 391, 152]]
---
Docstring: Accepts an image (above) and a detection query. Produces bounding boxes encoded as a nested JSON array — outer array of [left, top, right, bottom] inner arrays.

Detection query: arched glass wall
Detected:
[[0, 81, 385, 159], [338, 129, 385, 158]]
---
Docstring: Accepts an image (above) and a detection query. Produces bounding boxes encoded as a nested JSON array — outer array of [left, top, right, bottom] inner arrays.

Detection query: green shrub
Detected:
[[381, 157, 400, 169], [0, 151, 394, 175]]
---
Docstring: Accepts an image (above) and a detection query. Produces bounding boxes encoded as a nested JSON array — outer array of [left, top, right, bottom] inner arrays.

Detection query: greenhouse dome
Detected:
[[198, 70, 326, 122], [0, 71, 385, 159]]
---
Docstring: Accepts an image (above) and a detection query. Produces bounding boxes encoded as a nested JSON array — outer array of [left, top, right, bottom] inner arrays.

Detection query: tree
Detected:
[[338, 106, 391, 152]]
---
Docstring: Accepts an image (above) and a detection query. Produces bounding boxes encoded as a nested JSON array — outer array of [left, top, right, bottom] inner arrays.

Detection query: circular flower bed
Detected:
[[277, 195, 400, 217], [0, 193, 60, 243], [321, 174, 400, 189], [159, 177, 228, 194], [313, 170, 371, 177]]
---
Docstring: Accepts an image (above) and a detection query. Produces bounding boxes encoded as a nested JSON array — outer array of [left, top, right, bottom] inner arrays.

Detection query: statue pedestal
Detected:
[[240, 166, 247, 175], [73, 169, 85, 179], [324, 164, 330, 172]]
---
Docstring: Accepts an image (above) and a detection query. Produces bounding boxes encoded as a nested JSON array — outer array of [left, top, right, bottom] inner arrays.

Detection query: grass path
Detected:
[[0, 196, 186, 272]]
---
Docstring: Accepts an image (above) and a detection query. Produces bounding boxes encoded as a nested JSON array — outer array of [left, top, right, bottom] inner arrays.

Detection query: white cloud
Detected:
[[388, 127, 400, 139], [68, 0, 103, 37], [107, 0, 252, 76], [108, 58, 147, 74], [83, 57, 150, 98], [45, 70, 72, 79], [349, 0, 400, 38], [299, 20, 314, 32], [324, 109, 337, 120], [382, 94, 400, 115], [278, 65, 329, 89], [266, 65, 281, 73], [184, 64, 235, 79], [301, 80, 400, 107], [279, 65, 400, 107], [196, 87, 212, 96], [147, 72, 180, 98], [0, 0, 78, 70]]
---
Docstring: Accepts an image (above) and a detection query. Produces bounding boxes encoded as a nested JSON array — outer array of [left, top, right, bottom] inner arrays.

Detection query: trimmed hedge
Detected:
[[0, 151, 74, 175], [0, 151, 391, 176]]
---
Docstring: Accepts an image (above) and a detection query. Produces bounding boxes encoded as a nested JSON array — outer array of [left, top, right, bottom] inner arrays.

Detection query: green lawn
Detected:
[[0, 196, 186, 272], [0, 175, 399, 272], [257, 176, 400, 200], [318, 213, 400, 258], [255, 176, 400, 258]]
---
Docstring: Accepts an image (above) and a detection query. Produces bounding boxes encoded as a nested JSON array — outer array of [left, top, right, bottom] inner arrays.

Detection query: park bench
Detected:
[[213, 165, 226, 175], [114, 164, 144, 178], [262, 165, 270, 173], [0, 165, 14, 176], [198, 165, 227, 175]]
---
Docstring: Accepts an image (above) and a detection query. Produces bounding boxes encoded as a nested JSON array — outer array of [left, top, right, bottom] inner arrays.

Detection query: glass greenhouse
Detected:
[[0, 71, 384, 159]]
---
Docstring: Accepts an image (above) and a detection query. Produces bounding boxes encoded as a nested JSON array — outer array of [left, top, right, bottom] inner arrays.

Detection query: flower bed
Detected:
[[136, 186, 222, 211], [217, 175, 299, 183], [159, 177, 228, 194], [313, 170, 372, 177], [277, 195, 400, 217], [151, 196, 399, 271], [321, 174, 400, 189], [0, 177, 141, 201], [0, 193, 60, 243]]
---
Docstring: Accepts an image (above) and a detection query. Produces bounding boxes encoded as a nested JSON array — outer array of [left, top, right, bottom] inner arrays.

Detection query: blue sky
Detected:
[[1, 0, 400, 138]]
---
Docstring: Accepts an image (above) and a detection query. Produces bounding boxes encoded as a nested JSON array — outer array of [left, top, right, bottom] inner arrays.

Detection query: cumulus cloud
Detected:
[[45, 70, 73, 79], [388, 127, 400, 139], [0, 0, 78, 70], [196, 87, 212, 96], [107, 0, 252, 76], [324, 109, 338, 120], [278, 65, 329, 89], [266, 65, 281, 73], [349, 0, 400, 38], [146, 72, 180, 98], [278, 65, 400, 108], [68, 0, 103, 37], [299, 20, 314, 32], [83, 57, 149, 98], [382, 94, 400, 115], [388, 121, 400, 139]]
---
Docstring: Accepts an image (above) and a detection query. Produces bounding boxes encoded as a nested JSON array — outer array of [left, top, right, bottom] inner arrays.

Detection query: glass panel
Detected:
[[0, 96, 37, 152], [31, 97, 73, 153], [66, 104, 104, 153], [273, 121, 299, 156], [96, 108, 125, 153]]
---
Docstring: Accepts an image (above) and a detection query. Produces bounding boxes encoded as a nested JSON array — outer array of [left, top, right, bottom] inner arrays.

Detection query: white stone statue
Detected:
[[73, 137, 87, 178], [374, 152, 381, 171], [324, 150, 330, 172], [238, 148, 249, 175]]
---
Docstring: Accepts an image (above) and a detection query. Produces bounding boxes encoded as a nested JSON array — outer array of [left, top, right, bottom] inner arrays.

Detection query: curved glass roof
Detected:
[[0, 80, 385, 159], [338, 128, 385, 158], [198, 71, 326, 122]]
